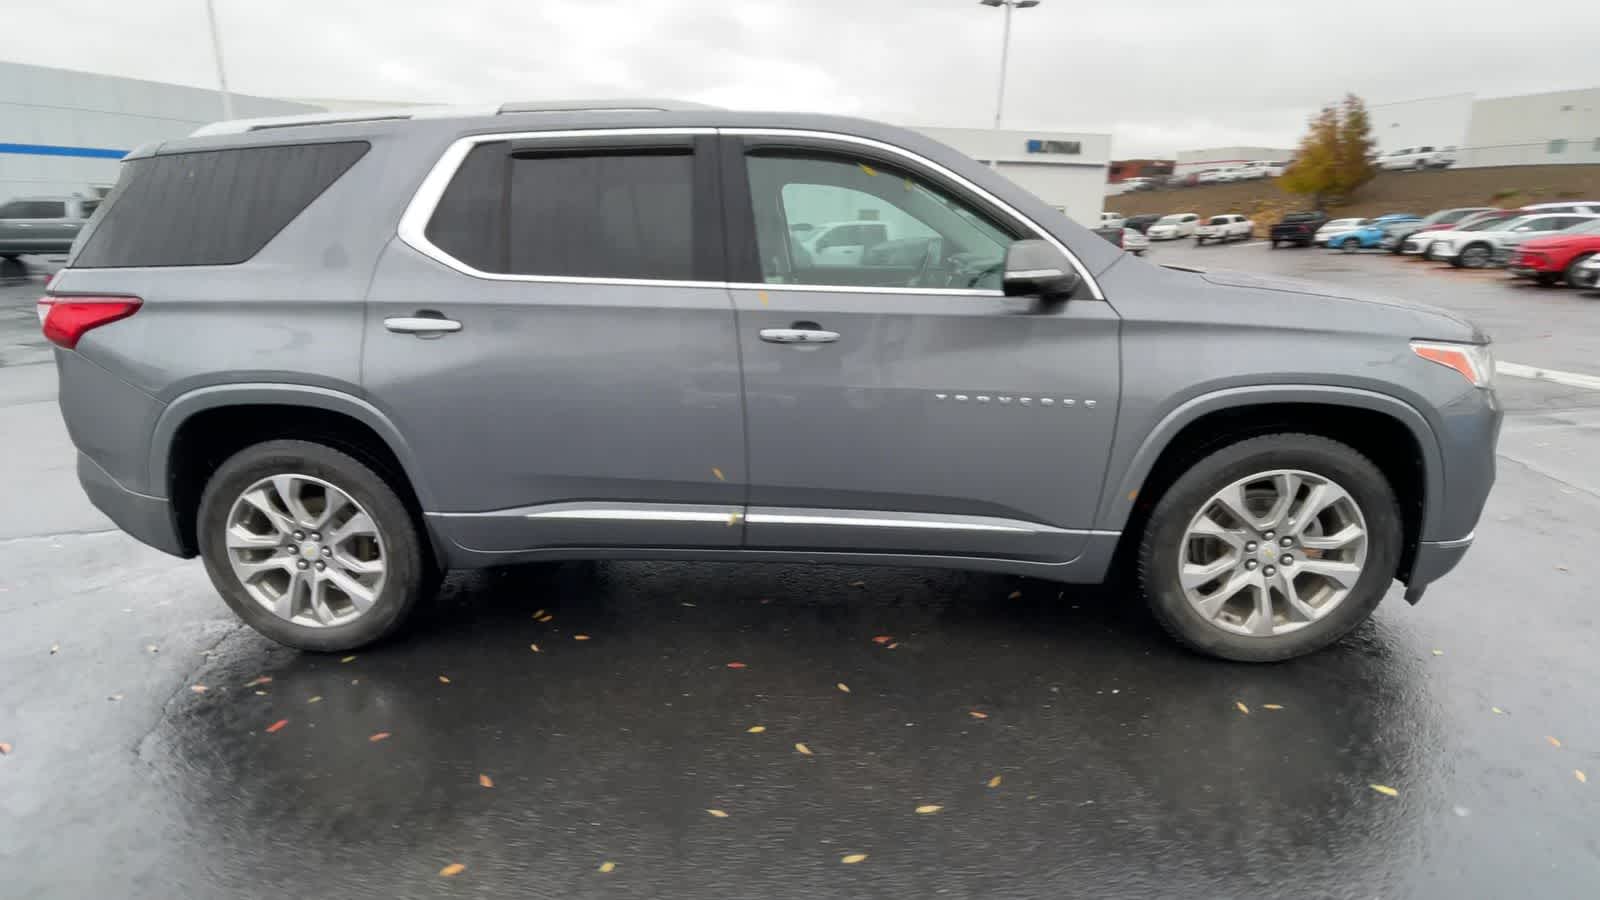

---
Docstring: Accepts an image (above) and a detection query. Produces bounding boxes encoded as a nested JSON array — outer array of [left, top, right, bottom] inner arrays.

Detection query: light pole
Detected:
[[205, 0, 235, 120], [979, 0, 1038, 129]]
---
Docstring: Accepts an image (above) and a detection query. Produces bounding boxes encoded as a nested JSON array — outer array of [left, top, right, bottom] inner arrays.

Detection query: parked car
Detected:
[[1323, 214, 1421, 253], [1380, 207, 1498, 253], [1121, 177, 1157, 192], [1237, 160, 1288, 179], [1504, 219, 1600, 284], [1269, 211, 1329, 248], [1100, 211, 1127, 230], [0, 195, 101, 281], [1376, 146, 1454, 171], [1312, 218, 1370, 246], [1518, 201, 1600, 215], [1570, 253, 1600, 290], [1124, 214, 1163, 234], [1432, 213, 1600, 268], [1121, 227, 1149, 256], [1402, 211, 1522, 259], [1195, 214, 1254, 245], [1195, 170, 1228, 185], [1146, 213, 1200, 240], [797, 220, 891, 266], [43, 102, 1498, 662]]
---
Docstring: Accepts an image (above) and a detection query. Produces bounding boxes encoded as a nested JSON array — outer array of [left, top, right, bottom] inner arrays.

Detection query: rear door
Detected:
[[720, 132, 1120, 563], [364, 130, 747, 553]]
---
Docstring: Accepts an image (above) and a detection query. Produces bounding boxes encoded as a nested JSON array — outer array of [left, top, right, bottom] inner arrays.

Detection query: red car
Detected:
[[1507, 219, 1600, 286]]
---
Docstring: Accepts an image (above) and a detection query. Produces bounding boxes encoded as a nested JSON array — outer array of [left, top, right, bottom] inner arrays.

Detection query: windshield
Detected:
[[1456, 215, 1515, 231], [1488, 216, 1535, 232], [1324, 219, 1365, 229], [1157, 214, 1189, 224], [1207, 216, 1228, 225]]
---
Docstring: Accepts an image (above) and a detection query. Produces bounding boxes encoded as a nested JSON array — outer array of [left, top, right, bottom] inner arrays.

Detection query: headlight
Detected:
[[1412, 340, 1494, 388]]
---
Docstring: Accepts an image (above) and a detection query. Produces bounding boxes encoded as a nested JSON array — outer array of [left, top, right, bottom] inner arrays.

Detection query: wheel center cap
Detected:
[[300, 542, 321, 560]]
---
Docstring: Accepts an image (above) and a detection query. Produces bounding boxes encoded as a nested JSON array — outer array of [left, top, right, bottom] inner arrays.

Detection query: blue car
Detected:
[[1323, 213, 1420, 252]]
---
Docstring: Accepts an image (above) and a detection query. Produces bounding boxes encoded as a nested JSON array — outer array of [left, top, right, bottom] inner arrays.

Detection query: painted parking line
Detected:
[[1240, 241, 1269, 248], [1497, 361, 1600, 392]]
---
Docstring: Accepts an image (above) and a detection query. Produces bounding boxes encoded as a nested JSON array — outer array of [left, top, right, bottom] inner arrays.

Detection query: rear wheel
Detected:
[[1565, 252, 1596, 287], [1270, 239, 1279, 249], [197, 439, 432, 652], [1456, 243, 1491, 268], [0, 256, 26, 285], [1137, 433, 1401, 662]]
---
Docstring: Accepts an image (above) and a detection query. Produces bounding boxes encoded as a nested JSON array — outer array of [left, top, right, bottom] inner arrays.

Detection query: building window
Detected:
[[1593, 138, 1600, 153], [1548, 139, 1568, 155]]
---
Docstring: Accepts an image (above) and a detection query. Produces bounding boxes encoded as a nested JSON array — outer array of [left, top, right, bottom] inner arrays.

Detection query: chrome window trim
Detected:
[[396, 125, 1105, 300]]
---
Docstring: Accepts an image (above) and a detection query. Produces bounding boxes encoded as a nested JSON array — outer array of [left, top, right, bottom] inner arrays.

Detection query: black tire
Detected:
[[1456, 243, 1491, 269], [1298, 239, 1312, 248], [1535, 273, 1560, 287], [1195, 236, 1206, 246], [0, 255, 27, 285], [1137, 433, 1402, 662], [1565, 252, 1596, 287], [1340, 237, 1360, 253], [197, 439, 432, 652], [1270, 240, 1279, 249]]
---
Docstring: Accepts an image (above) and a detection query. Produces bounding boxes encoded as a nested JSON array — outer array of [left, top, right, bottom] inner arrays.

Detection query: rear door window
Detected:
[[424, 142, 704, 281]]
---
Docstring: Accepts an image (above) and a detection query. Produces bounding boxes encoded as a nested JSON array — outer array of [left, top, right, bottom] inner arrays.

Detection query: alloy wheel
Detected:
[[224, 474, 387, 627], [1177, 469, 1368, 637], [1461, 246, 1489, 268]]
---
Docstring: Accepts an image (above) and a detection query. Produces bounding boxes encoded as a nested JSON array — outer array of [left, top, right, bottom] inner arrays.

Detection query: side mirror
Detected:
[[1002, 239, 1081, 303]]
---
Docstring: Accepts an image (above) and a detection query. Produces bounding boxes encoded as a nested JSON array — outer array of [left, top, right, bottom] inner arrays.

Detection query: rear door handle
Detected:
[[384, 315, 462, 335], [759, 328, 839, 344]]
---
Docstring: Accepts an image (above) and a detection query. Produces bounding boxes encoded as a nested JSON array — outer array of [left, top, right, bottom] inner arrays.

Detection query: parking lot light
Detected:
[[979, 0, 1041, 129]]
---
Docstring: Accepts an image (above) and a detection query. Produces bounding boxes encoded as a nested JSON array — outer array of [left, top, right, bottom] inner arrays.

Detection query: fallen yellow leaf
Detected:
[[872, 635, 893, 644], [915, 804, 943, 815], [841, 853, 868, 864], [746, 725, 766, 733], [1262, 704, 1283, 710], [969, 710, 988, 719], [987, 775, 1002, 788], [598, 861, 616, 874], [837, 682, 851, 693], [438, 863, 465, 878], [1430, 649, 1444, 656], [706, 808, 729, 818], [341, 656, 357, 663], [533, 609, 545, 619], [190, 684, 208, 694], [1577, 770, 1588, 784], [369, 731, 391, 743], [438, 675, 451, 684], [530, 643, 540, 653], [574, 634, 591, 641], [1007, 590, 1022, 600], [479, 774, 493, 788], [265, 719, 288, 734], [1547, 735, 1562, 748], [1236, 701, 1250, 715], [1491, 707, 1505, 715], [712, 467, 726, 481], [1370, 784, 1399, 797], [307, 696, 322, 703], [538, 614, 554, 623], [246, 676, 272, 687], [795, 742, 813, 755], [849, 580, 866, 588]]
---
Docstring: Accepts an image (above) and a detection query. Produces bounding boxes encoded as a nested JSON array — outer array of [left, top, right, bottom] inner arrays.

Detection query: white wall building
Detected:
[[914, 127, 1111, 226], [1174, 146, 1294, 177], [1460, 87, 1600, 168], [0, 61, 317, 201], [1368, 93, 1473, 154]]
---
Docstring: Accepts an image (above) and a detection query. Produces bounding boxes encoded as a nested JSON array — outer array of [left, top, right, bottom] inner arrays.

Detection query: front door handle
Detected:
[[384, 315, 462, 335], [759, 328, 840, 344]]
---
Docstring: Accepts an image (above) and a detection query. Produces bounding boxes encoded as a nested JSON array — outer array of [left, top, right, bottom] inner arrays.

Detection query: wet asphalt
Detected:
[[3, 246, 1600, 898]]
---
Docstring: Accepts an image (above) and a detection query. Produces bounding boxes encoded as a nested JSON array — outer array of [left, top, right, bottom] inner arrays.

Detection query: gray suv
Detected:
[[42, 102, 1500, 661]]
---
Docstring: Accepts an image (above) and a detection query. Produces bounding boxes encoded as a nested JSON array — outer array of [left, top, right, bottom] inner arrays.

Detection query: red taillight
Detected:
[[38, 296, 142, 349]]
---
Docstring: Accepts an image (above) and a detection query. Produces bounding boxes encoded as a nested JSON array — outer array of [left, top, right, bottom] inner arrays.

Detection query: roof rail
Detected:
[[189, 99, 718, 138], [189, 105, 498, 137], [496, 98, 718, 114]]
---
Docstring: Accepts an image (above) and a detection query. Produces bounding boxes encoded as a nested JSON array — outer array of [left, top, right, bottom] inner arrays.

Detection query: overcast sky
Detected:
[[7, 0, 1599, 156]]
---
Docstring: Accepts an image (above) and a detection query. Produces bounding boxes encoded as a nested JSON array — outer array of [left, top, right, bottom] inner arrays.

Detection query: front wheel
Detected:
[[1137, 433, 1401, 662], [1456, 244, 1491, 268], [1566, 253, 1596, 286], [1270, 240, 1279, 249], [1341, 238, 1360, 253], [197, 439, 433, 652]]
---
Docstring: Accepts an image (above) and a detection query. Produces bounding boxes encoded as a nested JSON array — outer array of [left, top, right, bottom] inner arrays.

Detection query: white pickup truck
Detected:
[[1194, 214, 1254, 245], [1376, 146, 1456, 171]]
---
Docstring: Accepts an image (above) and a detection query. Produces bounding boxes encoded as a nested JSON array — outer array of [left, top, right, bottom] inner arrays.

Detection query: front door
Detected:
[[364, 131, 747, 553], [722, 135, 1121, 563]]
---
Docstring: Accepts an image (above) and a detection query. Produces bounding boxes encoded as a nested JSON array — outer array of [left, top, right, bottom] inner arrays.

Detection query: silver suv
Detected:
[[42, 101, 1500, 661]]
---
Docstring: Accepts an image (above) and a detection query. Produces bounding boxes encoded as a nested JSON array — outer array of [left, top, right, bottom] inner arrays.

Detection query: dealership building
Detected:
[[1, 61, 1113, 227], [1363, 87, 1600, 168]]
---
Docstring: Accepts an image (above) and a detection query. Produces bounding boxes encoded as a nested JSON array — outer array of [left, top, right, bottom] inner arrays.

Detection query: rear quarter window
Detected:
[[72, 141, 368, 268]]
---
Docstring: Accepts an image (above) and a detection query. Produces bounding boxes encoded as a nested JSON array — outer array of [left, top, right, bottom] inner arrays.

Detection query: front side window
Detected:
[[745, 152, 1018, 291], [426, 143, 696, 281]]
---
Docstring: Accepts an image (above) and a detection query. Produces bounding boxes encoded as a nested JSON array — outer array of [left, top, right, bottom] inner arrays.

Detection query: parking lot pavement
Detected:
[[5, 260, 1600, 899]]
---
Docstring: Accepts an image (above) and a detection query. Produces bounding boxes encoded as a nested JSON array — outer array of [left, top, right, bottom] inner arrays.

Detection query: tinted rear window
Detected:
[[426, 143, 697, 281], [1, 200, 67, 218], [72, 141, 368, 268]]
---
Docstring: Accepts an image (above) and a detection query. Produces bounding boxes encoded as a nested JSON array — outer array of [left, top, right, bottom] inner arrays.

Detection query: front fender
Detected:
[[1094, 384, 1445, 538], [147, 383, 437, 509]]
